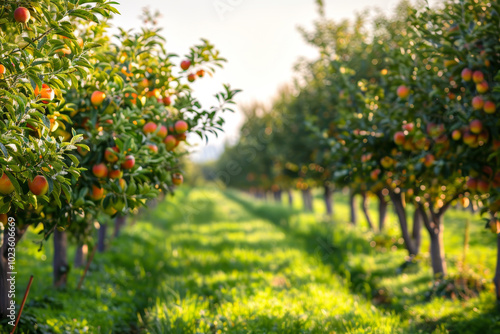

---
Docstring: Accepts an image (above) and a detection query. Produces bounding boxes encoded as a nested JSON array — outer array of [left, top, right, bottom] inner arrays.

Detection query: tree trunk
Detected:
[[389, 192, 418, 256], [324, 183, 333, 216], [349, 189, 357, 225], [361, 192, 374, 230], [418, 206, 447, 277], [302, 189, 313, 212], [113, 215, 127, 238], [287, 190, 293, 208], [412, 209, 422, 255], [273, 190, 282, 203], [1, 224, 26, 319], [493, 233, 500, 302], [53, 230, 69, 288], [98, 224, 107, 253], [376, 190, 388, 232], [74, 244, 87, 268]]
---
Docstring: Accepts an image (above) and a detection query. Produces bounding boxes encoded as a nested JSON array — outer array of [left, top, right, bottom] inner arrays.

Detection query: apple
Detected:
[[463, 131, 477, 146], [187, 74, 196, 82], [393, 131, 405, 145], [92, 163, 108, 178], [90, 185, 104, 201], [164, 135, 178, 151], [143, 122, 157, 135], [103, 204, 117, 216], [162, 96, 172, 106], [180, 60, 191, 71], [461, 68, 472, 81], [197, 69, 205, 78], [104, 146, 119, 163], [472, 96, 484, 110], [14, 7, 30, 24], [451, 130, 461, 141], [477, 179, 490, 193], [34, 84, 54, 104], [147, 144, 158, 154], [77, 146, 89, 156], [175, 120, 188, 134], [0, 173, 15, 195], [121, 155, 135, 169], [484, 101, 496, 114], [176, 133, 187, 142], [469, 120, 483, 134], [91, 91, 106, 106], [424, 154, 435, 168], [370, 169, 381, 181], [473, 71, 484, 83], [0, 214, 7, 226], [397, 85, 410, 99], [108, 169, 123, 179], [28, 175, 49, 196], [118, 178, 127, 191], [0, 65, 5, 75], [157, 125, 168, 138], [402, 123, 414, 132], [172, 173, 183, 186], [466, 177, 477, 191], [476, 81, 489, 94], [435, 135, 448, 144]]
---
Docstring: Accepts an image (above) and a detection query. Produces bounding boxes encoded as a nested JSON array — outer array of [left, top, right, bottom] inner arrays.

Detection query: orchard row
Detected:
[[217, 0, 500, 299], [0, 1, 238, 319]]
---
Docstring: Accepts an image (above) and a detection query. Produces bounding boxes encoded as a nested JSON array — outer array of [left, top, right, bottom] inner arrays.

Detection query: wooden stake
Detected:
[[10, 275, 34, 334], [77, 244, 97, 290]]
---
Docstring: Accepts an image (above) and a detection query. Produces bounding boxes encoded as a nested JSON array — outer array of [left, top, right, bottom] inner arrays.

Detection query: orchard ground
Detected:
[[3, 187, 500, 333]]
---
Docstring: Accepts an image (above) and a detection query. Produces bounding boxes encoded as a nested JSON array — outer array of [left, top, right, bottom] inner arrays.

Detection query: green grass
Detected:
[[3, 187, 500, 333]]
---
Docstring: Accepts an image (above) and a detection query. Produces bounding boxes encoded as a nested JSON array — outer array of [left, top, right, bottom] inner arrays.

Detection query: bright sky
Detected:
[[111, 0, 438, 162]]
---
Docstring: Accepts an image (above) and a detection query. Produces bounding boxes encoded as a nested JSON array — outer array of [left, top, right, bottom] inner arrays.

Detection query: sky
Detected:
[[110, 0, 439, 162]]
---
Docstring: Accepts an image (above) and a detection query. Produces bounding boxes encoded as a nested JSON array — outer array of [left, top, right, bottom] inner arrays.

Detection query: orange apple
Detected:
[[0, 173, 15, 195], [461, 68, 472, 81], [476, 81, 489, 94], [91, 91, 106, 106], [370, 169, 381, 181], [104, 146, 119, 163], [451, 130, 461, 141], [472, 96, 484, 110], [187, 74, 196, 82], [463, 131, 477, 146], [397, 85, 410, 99], [108, 169, 123, 179], [164, 135, 178, 151], [424, 154, 435, 167], [157, 125, 168, 138], [197, 69, 205, 78], [90, 185, 104, 201], [484, 101, 496, 114], [473, 71, 484, 83], [172, 173, 183, 186], [469, 120, 483, 134], [147, 144, 158, 154], [175, 120, 188, 134]]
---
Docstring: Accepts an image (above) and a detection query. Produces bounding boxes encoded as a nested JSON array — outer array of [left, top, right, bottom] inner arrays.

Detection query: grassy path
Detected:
[[140, 188, 403, 333]]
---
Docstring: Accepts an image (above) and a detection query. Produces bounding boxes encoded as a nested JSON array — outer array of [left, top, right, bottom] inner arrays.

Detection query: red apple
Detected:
[[472, 96, 484, 110], [187, 74, 196, 82], [477, 179, 490, 193], [0, 173, 15, 195], [147, 144, 158, 154], [463, 131, 478, 146], [370, 169, 381, 181], [14, 7, 30, 24], [162, 96, 172, 106], [476, 81, 489, 94], [394, 131, 405, 145], [90, 185, 104, 201], [108, 169, 123, 179], [175, 120, 188, 134], [466, 178, 478, 191], [143, 122, 157, 135], [121, 155, 135, 169], [402, 123, 414, 132], [423, 154, 435, 167], [28, 175, 49, 196], [180, 60, 191, 71]]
